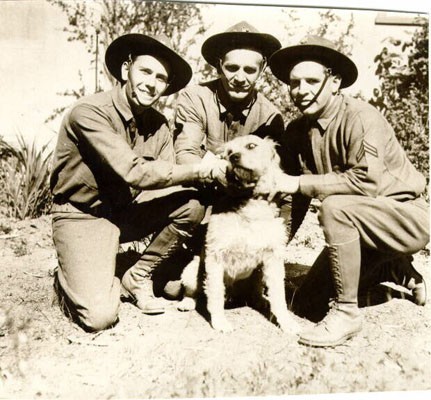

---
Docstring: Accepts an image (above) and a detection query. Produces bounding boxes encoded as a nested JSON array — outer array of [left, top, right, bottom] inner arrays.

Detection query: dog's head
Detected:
[[222, 136, 281, 194]]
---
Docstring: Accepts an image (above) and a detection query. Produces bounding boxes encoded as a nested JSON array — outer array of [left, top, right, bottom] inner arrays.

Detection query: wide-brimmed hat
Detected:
[[105, 33, 192, 96], [201, 21, 281, 67], [269, 35, 358, 88]]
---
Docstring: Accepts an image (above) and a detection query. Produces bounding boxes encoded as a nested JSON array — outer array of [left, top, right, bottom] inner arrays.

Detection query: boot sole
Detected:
[[298, 328, 362, 348], [140, 308, 165, 315]]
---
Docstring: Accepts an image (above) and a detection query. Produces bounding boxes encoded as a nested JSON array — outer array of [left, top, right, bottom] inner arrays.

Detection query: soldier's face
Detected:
[[219, 49, 264, 102], [122, 55, 170, 110], [289, 61, 341, 118]]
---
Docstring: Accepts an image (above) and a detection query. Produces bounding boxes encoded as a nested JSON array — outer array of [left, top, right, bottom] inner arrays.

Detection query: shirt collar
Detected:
[[315, 94, 343, 132], [215, 79, 256, 120], [112, 83, 134, 123]]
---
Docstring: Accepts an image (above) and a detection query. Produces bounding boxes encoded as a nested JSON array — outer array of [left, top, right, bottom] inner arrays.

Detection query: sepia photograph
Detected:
[[0, 0, 429, 399]]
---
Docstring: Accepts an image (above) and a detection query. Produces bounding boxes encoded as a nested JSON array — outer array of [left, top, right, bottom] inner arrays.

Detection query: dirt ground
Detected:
[[0, 208, 430, 399]]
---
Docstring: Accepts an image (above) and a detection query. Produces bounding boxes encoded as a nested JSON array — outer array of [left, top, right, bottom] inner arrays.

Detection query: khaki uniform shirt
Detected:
[[50, 84, 177, 209], [174, 79, 284, 164], [282, 94, 426, 201], [280, 94, 426, 238]]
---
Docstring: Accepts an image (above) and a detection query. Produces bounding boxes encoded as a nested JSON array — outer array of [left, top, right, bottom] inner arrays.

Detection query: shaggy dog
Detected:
[[178, 135, 300, 334]]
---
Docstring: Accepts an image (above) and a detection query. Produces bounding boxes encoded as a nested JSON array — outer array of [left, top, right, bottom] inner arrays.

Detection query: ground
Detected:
[[0, 209, 430, 399]]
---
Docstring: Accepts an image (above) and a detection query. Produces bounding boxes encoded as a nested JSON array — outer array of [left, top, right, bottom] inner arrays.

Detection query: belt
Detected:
[[51, 201, 111, 218]]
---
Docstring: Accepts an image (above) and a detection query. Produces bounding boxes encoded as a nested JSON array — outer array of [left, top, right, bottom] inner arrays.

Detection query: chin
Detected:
[[136, 97, 158, 108], [228, 91, 249, 102]]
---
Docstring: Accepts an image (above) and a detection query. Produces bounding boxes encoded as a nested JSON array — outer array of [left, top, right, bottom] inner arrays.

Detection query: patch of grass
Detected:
[[0, 134, 52, 220], [0, 222, 12, 235], [11, 238, 29, 257]]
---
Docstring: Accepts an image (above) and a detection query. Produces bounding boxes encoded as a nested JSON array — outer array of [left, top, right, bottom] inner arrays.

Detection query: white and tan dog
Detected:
[[178, 135, 300, 334]]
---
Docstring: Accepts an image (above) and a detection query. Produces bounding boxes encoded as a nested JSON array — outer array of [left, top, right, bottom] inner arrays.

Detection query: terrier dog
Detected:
[[178, 135, 300, 334]]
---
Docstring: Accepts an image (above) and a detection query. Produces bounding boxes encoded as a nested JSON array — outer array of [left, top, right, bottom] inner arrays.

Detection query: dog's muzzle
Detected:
[[226, 164, 257, 188]]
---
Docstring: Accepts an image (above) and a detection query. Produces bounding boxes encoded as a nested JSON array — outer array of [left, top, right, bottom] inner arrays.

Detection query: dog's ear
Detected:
[[263, 137, 281, 165]]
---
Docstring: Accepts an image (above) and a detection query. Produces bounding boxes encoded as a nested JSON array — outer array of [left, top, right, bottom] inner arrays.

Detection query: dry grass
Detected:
[[0, 212, 430, 399]]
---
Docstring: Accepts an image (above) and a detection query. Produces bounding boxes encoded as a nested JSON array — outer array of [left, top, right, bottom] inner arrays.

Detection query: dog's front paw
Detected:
[[177, 297, 196, 312], [211, 315, 233, 333]]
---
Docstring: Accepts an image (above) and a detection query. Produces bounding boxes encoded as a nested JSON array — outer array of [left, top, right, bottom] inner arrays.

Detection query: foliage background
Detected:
[[0, 1, 428, 219]]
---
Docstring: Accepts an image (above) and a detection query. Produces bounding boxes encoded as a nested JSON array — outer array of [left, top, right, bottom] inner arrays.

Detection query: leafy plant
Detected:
[[371, 19, 429, 189], [0, 134, 53, 220], [46, 0, 205, 120]]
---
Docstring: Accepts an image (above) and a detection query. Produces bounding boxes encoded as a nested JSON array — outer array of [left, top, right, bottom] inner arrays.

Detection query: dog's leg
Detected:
[[204, 254, 233, 332], [262, 255, 300, 334], [177, 255, 200, 311]]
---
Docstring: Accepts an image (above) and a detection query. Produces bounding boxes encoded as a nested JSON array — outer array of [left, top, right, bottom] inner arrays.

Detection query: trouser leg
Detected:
[[116, 187, 205, 313], [52, 209, 121, 332]]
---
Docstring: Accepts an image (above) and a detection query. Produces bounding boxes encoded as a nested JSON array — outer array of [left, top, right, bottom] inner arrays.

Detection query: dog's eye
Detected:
[[246, 143, 257, 150]]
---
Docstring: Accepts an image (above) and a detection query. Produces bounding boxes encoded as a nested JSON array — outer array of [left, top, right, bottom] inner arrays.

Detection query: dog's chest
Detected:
[[206, 199, 287, 282]]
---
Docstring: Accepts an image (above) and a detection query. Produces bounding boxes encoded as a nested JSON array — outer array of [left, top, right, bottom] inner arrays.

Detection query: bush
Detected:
[[371, 20, 429, 189], [0, 135, 53, 220]]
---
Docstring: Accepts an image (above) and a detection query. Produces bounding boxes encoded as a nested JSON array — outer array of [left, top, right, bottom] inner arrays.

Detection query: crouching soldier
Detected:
[[174, 21, 284, 164], [50, 33, 226, 331], [269, 36, 429, 347]]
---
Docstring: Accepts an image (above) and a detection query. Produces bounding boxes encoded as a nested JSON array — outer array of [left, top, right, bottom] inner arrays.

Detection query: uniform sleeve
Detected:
[[173, 89, 207, 164], [70, 103, 197, 189], [157, 123, 175, 163], [299, 111, 385, 200]]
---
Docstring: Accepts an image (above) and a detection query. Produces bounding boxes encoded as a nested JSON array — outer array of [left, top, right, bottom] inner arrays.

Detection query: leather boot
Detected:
[[292, 247, 334, 322], [299, 238, 362, 347], [121, 224, 189, 314]]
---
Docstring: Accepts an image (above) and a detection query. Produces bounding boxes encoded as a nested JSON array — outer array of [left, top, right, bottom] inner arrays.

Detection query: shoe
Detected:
[[121, 280, 167, 315], [298, 302, 362, 347]]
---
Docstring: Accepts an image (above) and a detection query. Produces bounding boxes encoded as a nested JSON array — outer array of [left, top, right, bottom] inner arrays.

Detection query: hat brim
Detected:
[[202, 32, 281, 67], [105, 34, 192, 96], [269, 44, 358, 88]]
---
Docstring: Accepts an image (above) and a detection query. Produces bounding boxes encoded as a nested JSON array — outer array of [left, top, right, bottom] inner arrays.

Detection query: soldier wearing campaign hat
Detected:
[[161, 22, 286, 300], [50, 33, 227, 331], [174, 21, 284, 166], [269, 36, 429, 347]]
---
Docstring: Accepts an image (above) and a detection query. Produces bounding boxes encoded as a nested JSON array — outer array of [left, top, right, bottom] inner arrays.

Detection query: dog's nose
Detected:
[[229, 152, 241, 163]]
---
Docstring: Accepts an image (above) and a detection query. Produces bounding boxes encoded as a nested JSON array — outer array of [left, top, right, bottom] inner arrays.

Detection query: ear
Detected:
[[216, 58, 224, 76], [332, 74, 342, 94], [259, 58, 267, 75], [121, 60, 130, 82]]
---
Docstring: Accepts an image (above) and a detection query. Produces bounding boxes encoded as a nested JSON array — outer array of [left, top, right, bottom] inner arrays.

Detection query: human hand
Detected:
[[267, 173, 300, 202], [194, 151, 228, 184]]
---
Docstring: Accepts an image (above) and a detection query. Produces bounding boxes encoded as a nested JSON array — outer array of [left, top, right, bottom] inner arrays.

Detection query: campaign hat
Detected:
[[105, 33, 192, 95], [201, 21, 281, 67], [269, 35, 358, 88]]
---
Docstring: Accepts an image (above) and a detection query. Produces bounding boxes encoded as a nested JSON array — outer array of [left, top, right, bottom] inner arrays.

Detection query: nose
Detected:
[[229, 152, 241, 163], [145, 74, 156, 90], [298, 79, 308, 94], [233, 69, 246, 83]]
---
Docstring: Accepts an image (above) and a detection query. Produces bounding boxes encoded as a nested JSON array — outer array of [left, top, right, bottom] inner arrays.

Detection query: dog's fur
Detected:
[[178, 135, 299, 334]]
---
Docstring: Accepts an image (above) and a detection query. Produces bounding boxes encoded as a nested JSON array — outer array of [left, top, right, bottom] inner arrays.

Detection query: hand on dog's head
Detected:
[[221, 136, 281, 197]]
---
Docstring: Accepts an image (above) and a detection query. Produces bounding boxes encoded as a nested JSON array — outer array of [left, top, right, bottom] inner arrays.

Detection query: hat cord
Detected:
[[291, 67, 333, 110]]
